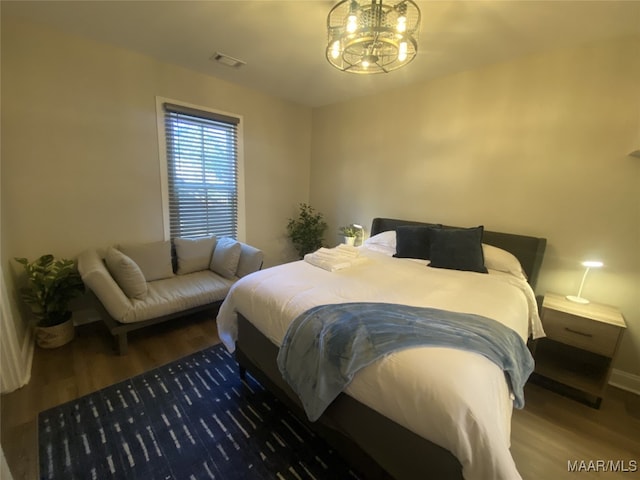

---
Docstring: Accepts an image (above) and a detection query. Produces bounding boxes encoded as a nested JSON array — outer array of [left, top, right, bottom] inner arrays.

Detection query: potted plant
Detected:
[[14, 254, 85, 348], [338, 225, 359, 246], [286, 203, 328, 258]]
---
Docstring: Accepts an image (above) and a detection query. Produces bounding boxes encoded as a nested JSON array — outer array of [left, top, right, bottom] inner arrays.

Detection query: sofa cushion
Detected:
[[118, 271, 235, 324], [119, 240, 174, 281], [104, 247, 148, 300], [174, 236, 217, 275], [210, 237, 241, 279]]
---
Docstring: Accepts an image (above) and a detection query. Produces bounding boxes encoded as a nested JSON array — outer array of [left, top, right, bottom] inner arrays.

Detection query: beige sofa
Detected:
[[78, 236, 263, 354]]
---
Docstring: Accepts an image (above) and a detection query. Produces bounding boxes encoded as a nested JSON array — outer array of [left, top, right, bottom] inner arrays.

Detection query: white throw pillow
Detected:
[[105, 247, 148, 300], [119, 240, 174, 281], [483, 243, 527, 280], [174, 236, 217, 275], [210, 237, 242, 279]]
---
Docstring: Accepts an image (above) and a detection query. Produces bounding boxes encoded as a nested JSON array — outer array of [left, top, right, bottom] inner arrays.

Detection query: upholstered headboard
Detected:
[[370, 217, 547, 289]]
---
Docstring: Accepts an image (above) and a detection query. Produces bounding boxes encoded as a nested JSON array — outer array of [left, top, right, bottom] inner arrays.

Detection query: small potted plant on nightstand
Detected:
[[14, 254, 85, 348], [338, 225, 359, 246]]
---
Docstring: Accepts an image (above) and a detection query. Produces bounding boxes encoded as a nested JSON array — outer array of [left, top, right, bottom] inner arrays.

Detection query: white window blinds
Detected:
[[163, 103, 240, 239]]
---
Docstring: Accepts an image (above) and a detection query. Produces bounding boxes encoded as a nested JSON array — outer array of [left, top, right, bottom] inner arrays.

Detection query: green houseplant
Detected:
[[338, 224, 359, 246], [338, 224, 359, 237], [15, 254, 85, 348], [286, 203, 328, 258]]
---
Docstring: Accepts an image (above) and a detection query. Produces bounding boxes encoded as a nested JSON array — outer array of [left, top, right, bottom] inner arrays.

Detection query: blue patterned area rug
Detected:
[[38, 343, 361, 480]]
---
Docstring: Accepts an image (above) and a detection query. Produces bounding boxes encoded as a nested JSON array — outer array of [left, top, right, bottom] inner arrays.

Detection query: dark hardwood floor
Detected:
[[1, 312, 221, 480], [2, 314, 639, 479]]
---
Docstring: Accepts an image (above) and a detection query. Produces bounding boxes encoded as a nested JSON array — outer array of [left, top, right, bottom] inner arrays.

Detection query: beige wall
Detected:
[[2, 16, 638, 381], [1, 18, 311, 340], [310, 37, 640, 377]]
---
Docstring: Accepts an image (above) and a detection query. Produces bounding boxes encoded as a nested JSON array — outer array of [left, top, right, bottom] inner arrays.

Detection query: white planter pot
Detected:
[[341, 236, 356, 246]]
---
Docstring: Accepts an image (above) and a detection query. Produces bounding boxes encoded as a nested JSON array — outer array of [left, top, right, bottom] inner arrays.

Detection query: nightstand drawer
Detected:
[[542, 308, 620, 357]]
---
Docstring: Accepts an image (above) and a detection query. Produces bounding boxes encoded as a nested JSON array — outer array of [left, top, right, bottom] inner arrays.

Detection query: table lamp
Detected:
[[352, 224, 364, 246], [566, 260, 603, 304]]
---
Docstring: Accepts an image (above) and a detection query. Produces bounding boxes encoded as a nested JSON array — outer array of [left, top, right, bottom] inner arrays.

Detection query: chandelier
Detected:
[[326, 0, 421, 74]]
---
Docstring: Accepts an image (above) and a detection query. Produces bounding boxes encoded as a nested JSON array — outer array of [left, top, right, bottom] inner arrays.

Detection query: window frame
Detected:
[[156, 96, 246, 241]]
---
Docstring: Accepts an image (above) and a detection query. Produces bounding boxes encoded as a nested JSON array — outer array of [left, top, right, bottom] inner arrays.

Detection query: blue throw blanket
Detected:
[[277, 302, 534, 422]]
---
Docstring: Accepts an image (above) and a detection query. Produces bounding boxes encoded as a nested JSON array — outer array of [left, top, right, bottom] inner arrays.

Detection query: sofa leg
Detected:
[[116, 333, 128, 355]]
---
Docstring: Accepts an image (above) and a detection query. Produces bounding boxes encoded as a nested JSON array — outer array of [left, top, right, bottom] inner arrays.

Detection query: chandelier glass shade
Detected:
[[326, 0, 421, 74]]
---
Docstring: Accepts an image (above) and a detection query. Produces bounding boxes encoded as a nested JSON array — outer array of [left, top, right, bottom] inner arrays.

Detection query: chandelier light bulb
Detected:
[[397, 16, 407, 32], [331, 41, 341, 59], [347, 14, 358, 33], [346, 0, 359, 34], [398, 42, 408, 61]]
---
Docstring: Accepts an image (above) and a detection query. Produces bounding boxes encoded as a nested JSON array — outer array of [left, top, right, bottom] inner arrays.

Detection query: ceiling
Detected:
[[3, 1, 640, 107]]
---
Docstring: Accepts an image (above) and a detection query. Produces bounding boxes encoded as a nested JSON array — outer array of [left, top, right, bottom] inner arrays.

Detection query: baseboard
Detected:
[[3, 326, 35, 393], [609, 369, 640, 395], [20, 326, 34, 388]]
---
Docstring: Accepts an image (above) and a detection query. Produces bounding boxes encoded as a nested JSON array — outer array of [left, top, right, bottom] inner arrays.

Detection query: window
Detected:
[[160, 102, 241, 239]]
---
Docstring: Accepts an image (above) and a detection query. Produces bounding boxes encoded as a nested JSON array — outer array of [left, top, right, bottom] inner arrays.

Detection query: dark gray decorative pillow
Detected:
[[429, 226, 488, 273], [394, 225, 439, 260]]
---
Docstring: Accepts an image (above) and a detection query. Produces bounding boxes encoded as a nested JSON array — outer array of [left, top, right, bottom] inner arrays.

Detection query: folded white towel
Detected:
[[313, 251, 349, 262], [304, 254, 352, 272], [304, 245, 364, 272], [314, 245, 360, 259], [334, 244, 360, 257]]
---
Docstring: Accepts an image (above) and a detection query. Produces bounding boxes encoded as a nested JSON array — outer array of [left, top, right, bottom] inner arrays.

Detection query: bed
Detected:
[[216, 217, 547, 479]]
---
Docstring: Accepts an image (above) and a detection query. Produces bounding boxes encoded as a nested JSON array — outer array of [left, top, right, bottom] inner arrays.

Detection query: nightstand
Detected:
[[530, 293, 627, 408]]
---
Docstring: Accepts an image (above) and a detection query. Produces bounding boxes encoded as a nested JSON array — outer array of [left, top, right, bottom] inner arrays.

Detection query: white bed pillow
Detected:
[[483, 243, 527, 280], [363, 230, 396, 256]]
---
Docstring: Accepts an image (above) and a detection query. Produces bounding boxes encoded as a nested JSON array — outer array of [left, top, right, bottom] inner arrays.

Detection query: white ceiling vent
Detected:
[[211, 52, 246, 69]]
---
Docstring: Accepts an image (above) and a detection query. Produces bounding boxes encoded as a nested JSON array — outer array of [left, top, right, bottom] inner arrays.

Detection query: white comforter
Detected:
[[216, 247, 543, 480]]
